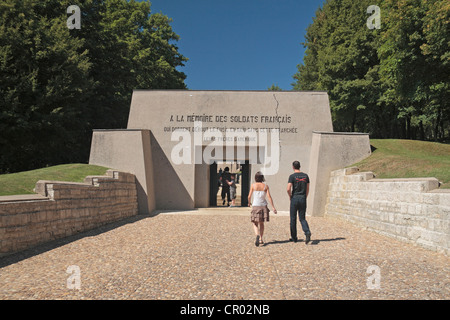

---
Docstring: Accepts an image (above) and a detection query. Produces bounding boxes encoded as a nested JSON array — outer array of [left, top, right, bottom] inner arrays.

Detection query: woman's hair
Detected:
[[255, 171, 265, 183]]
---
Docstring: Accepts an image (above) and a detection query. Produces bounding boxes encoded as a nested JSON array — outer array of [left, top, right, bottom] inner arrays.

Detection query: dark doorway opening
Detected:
[[209, 161, 250, 207]]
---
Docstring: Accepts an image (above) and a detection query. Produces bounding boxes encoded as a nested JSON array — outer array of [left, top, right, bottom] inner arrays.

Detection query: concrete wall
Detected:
[[88, 90, 371, 214], [325, 167, 449, 255], [308, 132, 372, 216], [127, 90, 335, 212], [0, 170, 138, 256], [89, 129, 155, 214]]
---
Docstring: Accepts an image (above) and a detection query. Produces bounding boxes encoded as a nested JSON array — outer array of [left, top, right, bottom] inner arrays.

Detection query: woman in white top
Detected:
[[248, 171, 277, 246]]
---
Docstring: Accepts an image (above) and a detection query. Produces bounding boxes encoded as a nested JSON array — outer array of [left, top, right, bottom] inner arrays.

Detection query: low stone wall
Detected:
[[325, 167, 449, 255], [0, 170, 138, 256]]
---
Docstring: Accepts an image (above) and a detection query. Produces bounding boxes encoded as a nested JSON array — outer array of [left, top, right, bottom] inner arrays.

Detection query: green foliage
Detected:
[[293, 0, 449, 141], [0, 0, 93, 172], [267, 84, 282, 91], [0, 0, 187, 173]]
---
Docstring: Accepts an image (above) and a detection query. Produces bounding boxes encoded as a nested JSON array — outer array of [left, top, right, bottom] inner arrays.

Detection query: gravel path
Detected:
[[0, 208, 448, 300]]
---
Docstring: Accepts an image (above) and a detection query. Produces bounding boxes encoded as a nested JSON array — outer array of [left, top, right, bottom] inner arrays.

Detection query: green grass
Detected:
[[352, 139, 450, 188], [0, 164, 110, 196]]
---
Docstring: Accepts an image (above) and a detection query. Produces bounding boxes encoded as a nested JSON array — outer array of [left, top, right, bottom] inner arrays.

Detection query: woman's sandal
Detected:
[[255, 235, 260, 246]]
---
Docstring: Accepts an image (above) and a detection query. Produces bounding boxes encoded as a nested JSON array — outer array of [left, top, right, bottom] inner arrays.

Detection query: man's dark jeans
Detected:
[[221, 186, 231, 203], [290, 196, 311, 240]]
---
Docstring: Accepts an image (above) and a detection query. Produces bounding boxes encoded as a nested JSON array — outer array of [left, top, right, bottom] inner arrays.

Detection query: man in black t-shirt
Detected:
[[287, 161, 311, 244]]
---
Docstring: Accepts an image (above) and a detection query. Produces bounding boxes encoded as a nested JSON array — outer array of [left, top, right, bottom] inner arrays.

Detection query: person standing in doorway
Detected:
[[248, 171, 277, 246], [228, 174, 237, 207], [287, 161, 312, 244], [221, 167, 231, 206]]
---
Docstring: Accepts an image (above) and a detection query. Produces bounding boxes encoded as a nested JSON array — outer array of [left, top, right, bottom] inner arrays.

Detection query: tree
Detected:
[[421, 0, 449, 140], [378, 0, 428, 139], [268, 84, 282, 91], [293, 0, 449, 140], [378, 0, 449, 140], [0, 0, 188, 173], [293, 0, 382, 134], [0, 0, 93, 172], [292, 6, 324, 91], [75, 0, 188, 130]]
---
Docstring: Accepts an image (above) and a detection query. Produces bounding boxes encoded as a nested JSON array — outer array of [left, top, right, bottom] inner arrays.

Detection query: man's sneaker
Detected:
[[289, 238, 298, 243], [305, 234, 311, 244]]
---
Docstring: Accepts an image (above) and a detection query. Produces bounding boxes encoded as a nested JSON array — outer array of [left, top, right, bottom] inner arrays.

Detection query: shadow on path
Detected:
[[310, 237, 346, 245], [0, 213, 155, 269], [264, 237, 346, 246]]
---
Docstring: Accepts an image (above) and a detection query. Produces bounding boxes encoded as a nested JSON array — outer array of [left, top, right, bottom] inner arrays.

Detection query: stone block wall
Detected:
[[325, 167, 449, 255], [0, 170, 138, 256]]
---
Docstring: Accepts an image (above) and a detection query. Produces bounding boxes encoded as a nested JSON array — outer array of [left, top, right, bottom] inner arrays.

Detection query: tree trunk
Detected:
[[406, 116, 411, 139], [434, 106, 441, 141]]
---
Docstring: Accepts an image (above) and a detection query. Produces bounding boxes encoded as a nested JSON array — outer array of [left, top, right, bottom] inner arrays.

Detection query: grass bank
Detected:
[[352, 139, 450, 188], [0, 164, 110, 196]]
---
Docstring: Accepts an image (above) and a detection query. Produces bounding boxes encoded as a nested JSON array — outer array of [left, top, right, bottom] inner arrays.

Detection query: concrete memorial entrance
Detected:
[[209, 161, 250, 208], [89, 90, 371, 216]]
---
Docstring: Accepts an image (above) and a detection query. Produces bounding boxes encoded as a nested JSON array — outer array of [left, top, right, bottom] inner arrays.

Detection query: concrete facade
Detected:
[[325, 167, 450, 255], [308, 132, 372, 216], [89, 130, 155, 214], [89, 90, 371, 215]]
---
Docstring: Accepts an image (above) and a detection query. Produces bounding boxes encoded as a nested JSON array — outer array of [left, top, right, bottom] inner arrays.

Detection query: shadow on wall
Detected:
[[150, 132, 194, 209]]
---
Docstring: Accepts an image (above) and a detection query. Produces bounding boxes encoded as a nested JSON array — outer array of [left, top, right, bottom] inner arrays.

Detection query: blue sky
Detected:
[[148, 0, 326, 90]]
